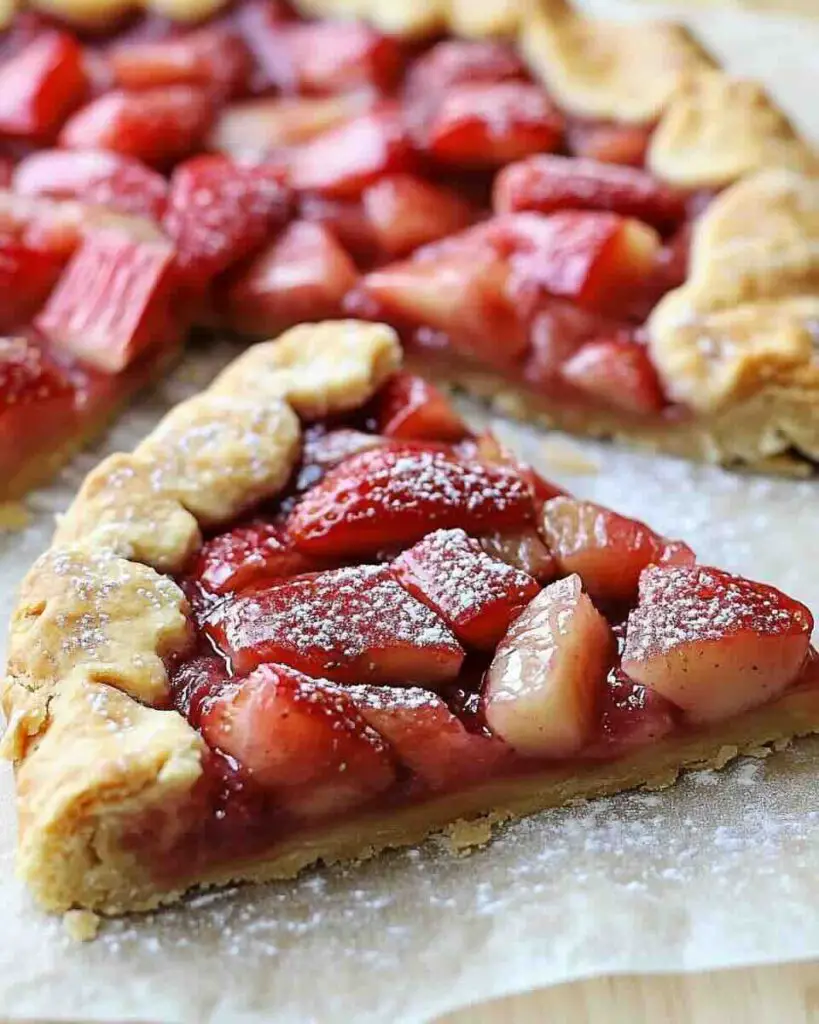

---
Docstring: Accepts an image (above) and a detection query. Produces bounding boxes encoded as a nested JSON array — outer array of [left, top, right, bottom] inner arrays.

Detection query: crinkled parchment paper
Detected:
[[3, 4, 819, 1022]]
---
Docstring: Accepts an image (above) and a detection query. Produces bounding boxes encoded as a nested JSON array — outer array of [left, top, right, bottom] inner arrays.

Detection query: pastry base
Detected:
[[53, 681, 819, 919]]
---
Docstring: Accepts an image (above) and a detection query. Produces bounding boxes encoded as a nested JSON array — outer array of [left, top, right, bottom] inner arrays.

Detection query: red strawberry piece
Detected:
[[193, 520, 326, 596], [0, 31, 88, 140], [484, 574, 614, 757], [298, 194, 378, 264], [362, 173, 474, 258], [419, 83, 564, 169], [349, 250, 528, 368], [296, 425, 387, 492], [0, 235, 68, 330], [13, 149, 168, 221], [493, 155, 686, 232], [344, 683, 509, 791], [0, 159, 12, 189], [541, 496, 694, 605], [0, 191, 84, 262], [199, 663, 396, 817], [108, 24, 251, 97], [393, 527, 540, 650], [248, 19, 401, 96], [523, 301, 616, 389], [36, 227, 179, 372], [0, 334, 74, 413], [59, 86, 214, 168], [478, 528, 559, 584], [597, 665, 677, 754], [561, 337, 667, 416], [164, 154, 290, 290], [404, 39, 526, 100], [206, 563, 465, 685], [220, 219, 357, 336], [373, 371, 468, 442], [289, 109, 415, 199], [622, 565, 814, 724], [172, 654, 230, 725], [288, 444, 534, 558], [567, 120, 653, 168], [459, 429, 566, 510]]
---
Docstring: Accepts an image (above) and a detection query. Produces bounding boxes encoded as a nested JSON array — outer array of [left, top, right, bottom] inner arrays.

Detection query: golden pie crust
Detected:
[[4, 319, 819, 923]]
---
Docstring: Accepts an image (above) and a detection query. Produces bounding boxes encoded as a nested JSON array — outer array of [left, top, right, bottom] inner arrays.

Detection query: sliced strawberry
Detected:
[[164, 154, 290, 290], [287, 445, 534, 558], [373, 371, 468, 442], [404, 40, 526, 99], [296, 425, 387, 492], [597, 666, 677, 753], [541, 496, 694, 606], [206, 564, 465, 685], [59, 86, 214, 167], [0, 31, 87, 140], [362, 173, 474, 258], [345, 683, 509, 791], [247, 19, 401, 96], [289, 110, 415, 199], [108, 24, 251, 97], [221, 219, 357, 337], [193, 520, 326, 596], [459, 430, 565, 511], [523, 301, 615, 389], [622, 565, 814, 724], [36, 227, 179, 372], [199, 664, 396, 817], [298, 194, 378, 264], [560, 337, 668, 416], [393, 528, 540, 650], [478, 528, 559, 584], [419, 83, 564, 169], [13, 149, 169, 221], [0, 235, 68, 330], [567, 121, 653, 168], [484, 574, 614, 757], [493, 155, 686, 232]]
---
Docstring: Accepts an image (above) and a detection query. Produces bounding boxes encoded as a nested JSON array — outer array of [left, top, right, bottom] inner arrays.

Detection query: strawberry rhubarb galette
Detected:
[[0, 0, 818, 498], [3, 320, 819, 916]]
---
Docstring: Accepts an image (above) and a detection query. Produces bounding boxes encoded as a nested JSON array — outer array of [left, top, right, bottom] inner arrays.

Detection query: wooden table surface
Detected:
[[439, 962, 819, 1022]]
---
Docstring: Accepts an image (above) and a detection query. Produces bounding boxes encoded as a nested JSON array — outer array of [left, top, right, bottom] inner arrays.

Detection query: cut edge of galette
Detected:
[[3, 319, 819, 925]]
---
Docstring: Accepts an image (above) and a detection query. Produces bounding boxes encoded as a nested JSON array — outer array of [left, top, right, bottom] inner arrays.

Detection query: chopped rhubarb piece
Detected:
[[109, 25, 251, 97], [523, 301, 615, 389], [199, 664, 396, 817], [598, 666, 677, 753], [373, 371, 468, 442], [0, 235, 68, 330], [345, 683, 509, 791], [248, 20, 401, 96], [36, 227, 178, 372], [419, 83, 564, 169], [59, 86, 214, 167], [493, 155, 686, 232], [13, 149, 169, 221], [362, 174, 474, 258], [404, 40, 526, 99], [622, 565, 814, 724], [209, 93, 374, 159], [393, 528, 540, 650], [567, 121, 653, 168], [478, 528, 559, 584], [206, 564, 465, 685], [484, 574, 614, 757], [164, 154, 290, 290], [221, 220, 357, 337], [0, 31, 87, 140], [298, 194, 378, 263], [193, 520, 325, 596], [350, 251, 528, 368], [288, 445, 534, 558], [540, 496, 694, 605], [296, 425, 387, 492], [289, 110, 415, 199], [560, 337, 668, 416]]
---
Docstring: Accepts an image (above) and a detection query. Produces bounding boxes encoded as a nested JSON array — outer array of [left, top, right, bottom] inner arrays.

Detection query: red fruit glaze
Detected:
[[287, 444, 534, 558], [598, 666, 677, 753], [393, 527, 540, 650], [0, 31, 87, 140], [205, 563, 465, 685], [373, 371, 468, 442]]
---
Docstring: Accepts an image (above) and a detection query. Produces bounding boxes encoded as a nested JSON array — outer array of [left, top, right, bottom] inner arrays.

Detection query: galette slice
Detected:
[[3, 320, 819, 920]]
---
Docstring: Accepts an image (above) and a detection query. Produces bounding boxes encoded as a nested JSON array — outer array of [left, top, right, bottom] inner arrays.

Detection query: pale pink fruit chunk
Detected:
[[484, 574, 613, 757], [622, 565, 814, 724]]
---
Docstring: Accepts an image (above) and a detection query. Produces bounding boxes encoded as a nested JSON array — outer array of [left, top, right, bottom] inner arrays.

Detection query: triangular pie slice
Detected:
[[3, 320, 819, 919], [0, 0, 818, 501]]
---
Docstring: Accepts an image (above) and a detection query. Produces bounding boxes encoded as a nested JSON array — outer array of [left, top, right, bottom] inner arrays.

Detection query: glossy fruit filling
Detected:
[[151, 372, 818, 878], [0, 1, 715, 496]]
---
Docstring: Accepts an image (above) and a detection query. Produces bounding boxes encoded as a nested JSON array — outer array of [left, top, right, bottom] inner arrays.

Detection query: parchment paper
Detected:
[[3, 4, 819, 1021]]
